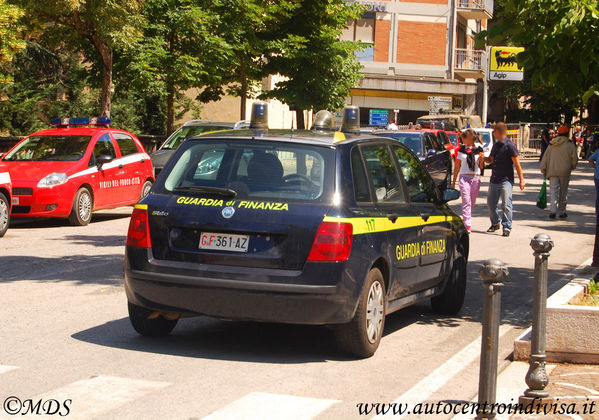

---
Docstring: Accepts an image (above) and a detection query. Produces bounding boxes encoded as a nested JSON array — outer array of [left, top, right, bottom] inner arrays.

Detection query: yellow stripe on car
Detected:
[[322, 215, 459, 235]]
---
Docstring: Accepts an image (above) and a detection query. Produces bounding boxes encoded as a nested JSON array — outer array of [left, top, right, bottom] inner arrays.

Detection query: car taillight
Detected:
[[126, 205, 151, 248], [307, 221, 353, 262]]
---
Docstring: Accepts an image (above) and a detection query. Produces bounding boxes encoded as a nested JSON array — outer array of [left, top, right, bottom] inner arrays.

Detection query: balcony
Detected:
[[456, 0, 493, 20], [454, 48, 485, 79]]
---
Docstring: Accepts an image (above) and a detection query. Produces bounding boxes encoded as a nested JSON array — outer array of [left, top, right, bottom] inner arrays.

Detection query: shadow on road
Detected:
[[0, 254, 124, 284], [51, 235, 126, 247], [9, 211, 131, 229]]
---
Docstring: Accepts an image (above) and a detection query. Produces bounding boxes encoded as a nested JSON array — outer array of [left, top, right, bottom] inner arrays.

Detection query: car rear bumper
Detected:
[[124, 247, 361, 325]]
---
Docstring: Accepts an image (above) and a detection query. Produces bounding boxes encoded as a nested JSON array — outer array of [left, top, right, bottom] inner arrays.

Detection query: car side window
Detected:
[[113, 133, 140, 156], [351, 147, 370, 202], [424, 134, 436, 154], [393, 146, 437, 203], [361, 145, 405, 203], [90, 134, 116, 166], [438, 132, 450, 147]]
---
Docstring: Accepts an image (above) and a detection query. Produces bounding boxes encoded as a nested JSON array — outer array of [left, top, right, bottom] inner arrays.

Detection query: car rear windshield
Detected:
[[477, 131, 492, 146], [161, 125, 232, 150], [160, 140, 334, 202], [447, 133, 459, 146], [3, 135, 91, 161], [376, 133, 422, 156]]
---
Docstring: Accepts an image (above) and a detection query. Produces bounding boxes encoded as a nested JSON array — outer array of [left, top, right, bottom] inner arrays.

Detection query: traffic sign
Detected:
[[369, 109, 389, 126], [489, 46, 524, 81]]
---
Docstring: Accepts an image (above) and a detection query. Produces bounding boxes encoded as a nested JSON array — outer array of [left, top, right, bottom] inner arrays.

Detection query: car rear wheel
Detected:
[[0, 193, 9, 237], [431, 255, 466, 315], [140, 180, 153, 200], [68, 187, 93, 226], [128, 302, 178, 336], [335, 268, 386, 358]]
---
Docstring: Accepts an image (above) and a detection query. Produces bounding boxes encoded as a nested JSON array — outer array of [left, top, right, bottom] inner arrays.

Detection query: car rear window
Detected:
[[160, 140, 334, 202], [114, 133, 140, 156], [447, 133, 459, 146], [3, 135, 91, 161], [376, 133, 422, 156], [161, 125, 232, 150]]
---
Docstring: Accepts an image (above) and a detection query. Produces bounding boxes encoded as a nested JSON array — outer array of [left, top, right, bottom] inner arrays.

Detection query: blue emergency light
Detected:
[[51, 117, 111, 127]]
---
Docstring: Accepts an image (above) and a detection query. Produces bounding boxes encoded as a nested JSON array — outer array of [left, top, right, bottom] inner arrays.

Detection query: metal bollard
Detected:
[[477, 258, 509, 420], [520, 233, 554, 404]]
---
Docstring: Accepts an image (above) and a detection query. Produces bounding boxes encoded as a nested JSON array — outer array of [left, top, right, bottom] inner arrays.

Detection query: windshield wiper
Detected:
[[173, 186, 237, 198]]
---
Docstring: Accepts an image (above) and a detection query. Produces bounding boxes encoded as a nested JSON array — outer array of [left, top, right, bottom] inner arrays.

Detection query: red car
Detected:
[[1, 118, 154, 226], [0, 163, 11, 237], [445, 131, 462, 164]]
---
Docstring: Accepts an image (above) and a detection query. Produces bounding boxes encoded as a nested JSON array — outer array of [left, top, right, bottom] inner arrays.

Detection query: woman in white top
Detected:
[[450, 129, 485, 233]]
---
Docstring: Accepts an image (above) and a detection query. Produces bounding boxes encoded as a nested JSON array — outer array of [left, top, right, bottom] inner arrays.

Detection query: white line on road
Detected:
[[200, 392, 340, 420], [0, 365, 18, 375], [373, 325, 513, 420], [2, 375, 170, 420]]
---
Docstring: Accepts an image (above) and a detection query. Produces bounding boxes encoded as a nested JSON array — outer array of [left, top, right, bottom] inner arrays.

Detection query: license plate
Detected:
[[12, 197, 19, 205], [199, 232, 249, 253]]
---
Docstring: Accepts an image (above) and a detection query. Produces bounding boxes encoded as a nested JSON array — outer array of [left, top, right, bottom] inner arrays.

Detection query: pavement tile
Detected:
[[511, 364, 599, 420]]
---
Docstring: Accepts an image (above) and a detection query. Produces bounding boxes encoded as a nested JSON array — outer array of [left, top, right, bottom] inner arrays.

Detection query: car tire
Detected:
[[128, 302, 178, 336], [335, 268, 386, 358], [0, 192, 9, 237], [431, 255, 466, 315], [68, 187, 93, 226], [140, 180, 153, 200]]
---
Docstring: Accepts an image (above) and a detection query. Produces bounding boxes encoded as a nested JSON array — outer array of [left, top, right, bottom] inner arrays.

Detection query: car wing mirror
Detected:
[[442, 188, 460, 202], [96, 154, 113, 169]]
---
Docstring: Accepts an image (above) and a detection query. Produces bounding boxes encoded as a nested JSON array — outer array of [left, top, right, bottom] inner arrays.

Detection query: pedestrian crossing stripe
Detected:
[[201, 392, 340, 420], [18, 376, 170, 420], [0, 365, 18, 375]]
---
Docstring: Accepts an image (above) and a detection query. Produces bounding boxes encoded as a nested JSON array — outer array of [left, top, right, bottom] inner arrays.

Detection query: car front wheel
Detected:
[[335, 268, 386, 358], [128, 302, 178, 336], [0, 193, 9, 237], [68, 187, 93, 226]]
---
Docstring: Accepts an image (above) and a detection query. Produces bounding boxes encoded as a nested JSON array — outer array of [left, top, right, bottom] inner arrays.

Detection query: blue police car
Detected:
[[124, 105, 468, 358]]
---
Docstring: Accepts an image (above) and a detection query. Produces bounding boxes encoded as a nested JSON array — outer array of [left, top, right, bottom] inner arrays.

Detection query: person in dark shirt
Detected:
[[540, 124, 551, 161], [484, 122, 526, 237]]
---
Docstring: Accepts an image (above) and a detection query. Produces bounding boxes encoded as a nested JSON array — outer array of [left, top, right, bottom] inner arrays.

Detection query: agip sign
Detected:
[[489, 46, 525, 81]]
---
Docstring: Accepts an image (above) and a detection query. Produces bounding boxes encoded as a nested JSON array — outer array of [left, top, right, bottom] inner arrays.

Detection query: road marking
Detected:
[[373, 325, 513, 420], [9, 375, 170, 420], [554, 382, 599, 395], [0, 365, 18, 375], [201, 392, 340, 420]]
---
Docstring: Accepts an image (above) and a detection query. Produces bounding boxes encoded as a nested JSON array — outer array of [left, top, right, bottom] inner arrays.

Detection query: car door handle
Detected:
[[420, 213, 431, 222], [387, 214, 400, 223], [118, 164, 123, 169]]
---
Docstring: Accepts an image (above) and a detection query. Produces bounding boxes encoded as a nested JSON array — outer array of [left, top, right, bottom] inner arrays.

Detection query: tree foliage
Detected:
[[0, 0, 26, 82], [261, 0, 364, 126], [12, 0, 143, 117], [481, 0, 599, 120]]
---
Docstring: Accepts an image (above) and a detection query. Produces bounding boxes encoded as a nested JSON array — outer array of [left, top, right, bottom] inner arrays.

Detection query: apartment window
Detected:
[[341, 13, 375, 61]]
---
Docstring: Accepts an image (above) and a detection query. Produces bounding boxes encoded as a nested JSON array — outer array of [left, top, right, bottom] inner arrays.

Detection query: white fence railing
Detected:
[[455, 48, 485, 72]]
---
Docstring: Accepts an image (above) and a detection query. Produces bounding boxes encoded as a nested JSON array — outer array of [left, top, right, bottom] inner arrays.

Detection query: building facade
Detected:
[[344, 0, 493, 126]]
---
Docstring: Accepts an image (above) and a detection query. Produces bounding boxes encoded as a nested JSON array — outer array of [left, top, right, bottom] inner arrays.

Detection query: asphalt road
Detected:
[[0, 159, 596, 420]]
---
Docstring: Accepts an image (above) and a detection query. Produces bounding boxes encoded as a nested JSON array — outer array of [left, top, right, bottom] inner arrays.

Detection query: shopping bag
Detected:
[[536, 178, 547, 209]]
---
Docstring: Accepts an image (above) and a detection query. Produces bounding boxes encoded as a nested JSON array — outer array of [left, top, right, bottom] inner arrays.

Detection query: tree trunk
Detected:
[[588, 97, 599, 125], [99, 48, 112, 118], [72, 12, 112, 118], [166, 84, 175, 135], [240, 60, 248, 121], [296, 108, 305, 130]]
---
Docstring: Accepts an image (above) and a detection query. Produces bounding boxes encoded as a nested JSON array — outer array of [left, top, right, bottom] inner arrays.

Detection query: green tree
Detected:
[[198, 0, 301, 120], [480, 0, 599, 122], [124, 0, 227, 134], [13, 0, 143, 117], [261, 0, 364, 128], [0, 0, 25, 82]]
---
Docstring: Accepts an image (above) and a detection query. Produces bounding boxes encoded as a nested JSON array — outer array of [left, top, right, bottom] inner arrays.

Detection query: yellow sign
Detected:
[[490, 46, 524, 73]]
